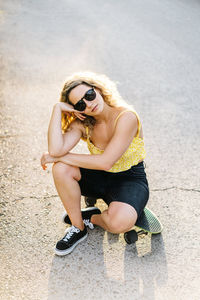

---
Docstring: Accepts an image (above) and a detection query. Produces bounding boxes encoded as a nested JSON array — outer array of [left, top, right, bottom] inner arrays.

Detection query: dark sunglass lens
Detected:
[[85, 89, 96, 101], [74, 100, 86, 111]]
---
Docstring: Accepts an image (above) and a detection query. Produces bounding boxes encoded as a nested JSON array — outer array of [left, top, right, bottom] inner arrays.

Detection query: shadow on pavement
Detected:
[[47, 227, 107, 300], [123, 234, 168, 299], [47, 229, 167, 300]]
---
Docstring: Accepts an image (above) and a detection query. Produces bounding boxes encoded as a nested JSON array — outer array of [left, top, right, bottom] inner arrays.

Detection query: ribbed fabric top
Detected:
[[85, 110, 146, 173]]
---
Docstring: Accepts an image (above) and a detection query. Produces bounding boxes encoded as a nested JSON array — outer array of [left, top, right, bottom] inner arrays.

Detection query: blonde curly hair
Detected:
[[60, 71, 130, 133]]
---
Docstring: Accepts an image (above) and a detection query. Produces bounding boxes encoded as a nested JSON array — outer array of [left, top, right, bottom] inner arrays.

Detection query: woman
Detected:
[[41, 71, 149, 256]]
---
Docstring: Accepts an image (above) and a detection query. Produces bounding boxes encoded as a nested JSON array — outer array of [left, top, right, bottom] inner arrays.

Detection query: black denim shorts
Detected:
[[78, 161, 149, 218]]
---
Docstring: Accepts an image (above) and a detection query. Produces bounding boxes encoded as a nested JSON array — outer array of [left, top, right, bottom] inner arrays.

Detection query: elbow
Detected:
[[100, 154, 115, 171], [48, 150, 58, 157], [48, 147, 63, 157], [102, 161, 114, 171]]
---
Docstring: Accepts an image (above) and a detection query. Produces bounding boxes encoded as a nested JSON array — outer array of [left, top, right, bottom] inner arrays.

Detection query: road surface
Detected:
[[0, 0, 200, 299]]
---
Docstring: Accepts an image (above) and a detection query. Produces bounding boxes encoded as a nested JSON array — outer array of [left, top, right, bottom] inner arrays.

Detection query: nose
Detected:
[[85, 100, 93, 108]]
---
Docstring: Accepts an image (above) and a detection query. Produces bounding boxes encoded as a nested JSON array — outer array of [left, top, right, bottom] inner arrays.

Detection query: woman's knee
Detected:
[[52, 162, 81, 181], [106, 215, 134, 234], [106, 205, 137, 234]]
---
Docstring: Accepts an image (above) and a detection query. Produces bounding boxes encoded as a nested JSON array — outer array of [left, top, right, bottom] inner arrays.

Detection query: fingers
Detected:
[[40, 152, 56, 171], [74, 112, 86, 121], [41, 158, 47, 170], [77, 115, 86, 121], [61, 107, 86, 121], [63, 111, 85, 122], [40, 153, 47, 171]]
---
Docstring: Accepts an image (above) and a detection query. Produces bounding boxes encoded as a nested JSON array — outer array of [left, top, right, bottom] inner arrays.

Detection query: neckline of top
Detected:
[[85, 109, 142, 151], [87, 135, 144, 152]]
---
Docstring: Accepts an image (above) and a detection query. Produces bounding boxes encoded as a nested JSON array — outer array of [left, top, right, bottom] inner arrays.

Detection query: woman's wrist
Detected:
[[53, 156, 61, 163], [54, 153, 70, 165]]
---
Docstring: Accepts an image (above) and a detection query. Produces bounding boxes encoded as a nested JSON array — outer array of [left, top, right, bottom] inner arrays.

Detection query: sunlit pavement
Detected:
[[0, 1, 200, 299]]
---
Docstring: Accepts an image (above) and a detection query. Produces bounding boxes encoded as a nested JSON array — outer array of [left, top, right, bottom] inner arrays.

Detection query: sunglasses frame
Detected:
[[72, 87, 96, 112]]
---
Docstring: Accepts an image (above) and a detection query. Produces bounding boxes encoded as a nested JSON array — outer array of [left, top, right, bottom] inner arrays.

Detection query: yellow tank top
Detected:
[[85, 110, 146, 173]]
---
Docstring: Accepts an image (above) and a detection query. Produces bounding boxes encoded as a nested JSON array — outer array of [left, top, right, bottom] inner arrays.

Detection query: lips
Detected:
[[92, 104, 98, 112]]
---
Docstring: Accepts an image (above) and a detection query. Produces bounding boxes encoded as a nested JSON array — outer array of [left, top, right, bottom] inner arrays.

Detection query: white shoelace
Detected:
[[63, 226, 80, 242], [83, 219, 94, 229]]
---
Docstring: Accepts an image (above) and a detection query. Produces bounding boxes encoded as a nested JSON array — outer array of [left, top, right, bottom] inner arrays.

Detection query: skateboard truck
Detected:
[[124, 230, 148, 244], [137, 230, 148, 236]]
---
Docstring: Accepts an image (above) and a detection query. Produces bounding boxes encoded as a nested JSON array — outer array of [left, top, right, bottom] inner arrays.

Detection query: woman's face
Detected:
[[68, 84, 104, 115]]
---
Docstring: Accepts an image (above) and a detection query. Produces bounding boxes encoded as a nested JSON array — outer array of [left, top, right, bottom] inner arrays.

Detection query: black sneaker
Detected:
[[62, 207, 101, 225], [54, 225, 87, 256]]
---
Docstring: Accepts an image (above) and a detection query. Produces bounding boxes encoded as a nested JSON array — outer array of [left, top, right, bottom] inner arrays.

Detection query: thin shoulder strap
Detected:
[[114, 109, 141, 137], [85, 126, 90, 139]]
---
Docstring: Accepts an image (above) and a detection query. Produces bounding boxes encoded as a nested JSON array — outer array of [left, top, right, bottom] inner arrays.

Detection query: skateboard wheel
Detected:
[[124, 230, 138, 244], [85, 197, 97, 207]]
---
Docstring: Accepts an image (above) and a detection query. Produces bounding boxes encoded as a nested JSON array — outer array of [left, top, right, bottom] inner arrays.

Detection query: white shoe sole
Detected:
[[54, 233, 88, 256]]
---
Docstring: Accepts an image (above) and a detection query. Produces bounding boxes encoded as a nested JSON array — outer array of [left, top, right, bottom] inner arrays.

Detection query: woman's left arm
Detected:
[[46, 112, 138, 171]]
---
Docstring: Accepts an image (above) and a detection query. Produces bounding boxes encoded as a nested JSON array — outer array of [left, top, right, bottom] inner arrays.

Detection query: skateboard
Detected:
[[85, 197, 163, 244]]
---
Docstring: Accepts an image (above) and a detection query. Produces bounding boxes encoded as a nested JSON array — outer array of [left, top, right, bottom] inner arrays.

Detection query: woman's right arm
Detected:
[[47, 103, 84, 157]]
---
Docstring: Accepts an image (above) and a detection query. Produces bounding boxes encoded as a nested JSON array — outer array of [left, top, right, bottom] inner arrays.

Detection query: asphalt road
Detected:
[[0, 0, 200, 299]]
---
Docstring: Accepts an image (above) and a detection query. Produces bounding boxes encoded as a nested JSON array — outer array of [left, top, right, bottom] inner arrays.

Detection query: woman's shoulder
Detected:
[[113, 107, 143, 138]]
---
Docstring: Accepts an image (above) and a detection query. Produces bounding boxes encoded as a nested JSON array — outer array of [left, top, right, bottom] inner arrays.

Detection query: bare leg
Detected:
[[52, 162, 84, 231], [91, 209, 111, 231], [91, 202, 138, 234]]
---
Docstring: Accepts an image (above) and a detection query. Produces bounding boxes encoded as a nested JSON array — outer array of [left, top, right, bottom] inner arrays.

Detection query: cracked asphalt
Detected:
[[0, 1, 200, 299]]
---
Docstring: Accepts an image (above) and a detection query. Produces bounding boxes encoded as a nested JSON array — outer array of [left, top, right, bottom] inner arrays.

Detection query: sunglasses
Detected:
[[72, 87, 96, 111]]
